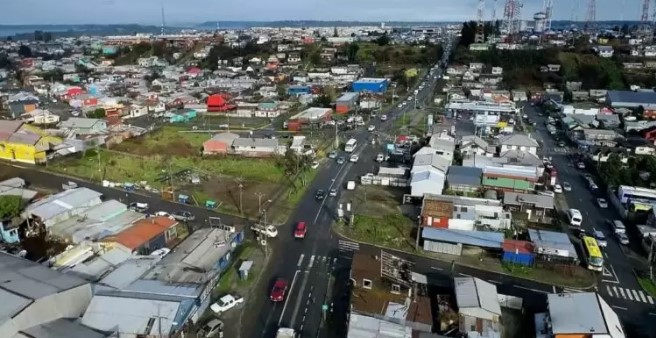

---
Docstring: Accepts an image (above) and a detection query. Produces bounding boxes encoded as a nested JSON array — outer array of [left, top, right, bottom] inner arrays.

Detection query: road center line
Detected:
[[278, 270, 301, 326], [308, 255, 315, 268], [612, 306, 628, 311], [297, 254, 304, 267]]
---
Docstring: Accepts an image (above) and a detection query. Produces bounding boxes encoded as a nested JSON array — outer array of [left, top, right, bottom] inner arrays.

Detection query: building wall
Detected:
[[500, 144, 537, 155], [0, 224, 20, 243], [0, 283, 92, 337], [0, 141, 45, 164], [483, 176, 534, 191]]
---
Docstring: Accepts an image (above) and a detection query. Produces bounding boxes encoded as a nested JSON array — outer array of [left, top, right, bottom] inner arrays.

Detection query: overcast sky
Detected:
[[1, 0, 640, 25]]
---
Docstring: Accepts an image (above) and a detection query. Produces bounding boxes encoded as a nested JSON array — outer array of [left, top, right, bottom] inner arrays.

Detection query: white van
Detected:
[[611, 220, 626, 234], [567, 209, 583, 227]]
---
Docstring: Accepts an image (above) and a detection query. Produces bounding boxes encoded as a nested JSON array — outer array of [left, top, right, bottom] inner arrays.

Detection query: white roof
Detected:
[[347, 313, 412, 338], [547, 293, 623, 336], [454, 277, 501, 320], [26, 187, 102, 221]]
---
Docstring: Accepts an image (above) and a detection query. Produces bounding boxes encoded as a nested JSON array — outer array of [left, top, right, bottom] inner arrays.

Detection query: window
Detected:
[[453, 206, 458, 212], [362, 279, 373, 289], [456, 214, 461, 219], [391, 284, 401, 294], [461, 207, 468, 212]]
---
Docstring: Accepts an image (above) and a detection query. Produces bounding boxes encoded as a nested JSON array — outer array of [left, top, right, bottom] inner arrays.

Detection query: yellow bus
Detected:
[[582, 236, 603, 271]]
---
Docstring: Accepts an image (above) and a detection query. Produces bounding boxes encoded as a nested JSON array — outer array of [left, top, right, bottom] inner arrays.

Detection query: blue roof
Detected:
[[422, 228, 504, 249], [607, 90, 656, 105], [447, 166, 482, 187]]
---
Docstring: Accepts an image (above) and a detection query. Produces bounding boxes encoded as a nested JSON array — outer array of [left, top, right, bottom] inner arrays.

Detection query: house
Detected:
[[350, 252, 433, 333], [232, 138, 285, 157], [503, 191, 554, 221], [459, 135, 493, 156], [286, 107, 332, 131], [595, 113, 621, 129], [256, 101, 282, 118], [498, 149, 543, 168], [103, 216, 179, 255], [203, 132, 239, 155], [497, 134, 539, 155], [446, 166, 483, 193], [420, 194, 511, 230], [536, 293, 625, 338], [24, 187, 103, 229], [287, 85, 311, 96], [126, 104, 148, 119], [0, 121, 54, 164], [335, 92, 359, 114], [582, 129, 619, 147], [454, 277, 503, 338], [6, 92, 39, 119], [491, 66, 503, 75], [482, 166, 539, 192], [287, 52, 301, 63], [528, 229, 578, 263], [606, 90, 656, 109], [410, 169, 446, 197], [347, 314, 412, 338], [0, 252, 96, 338], [59, 118, 108, 135], [595, 45, 614, 58]]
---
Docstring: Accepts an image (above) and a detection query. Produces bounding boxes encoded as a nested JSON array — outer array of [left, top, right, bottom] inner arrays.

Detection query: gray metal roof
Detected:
[[67, 248, 133, 282], [26, 187, 103, 221], [97, 256, 159, 290], [232, 137, 278, 148], [607, 90, 656, 106], [413, 153, 450, 172], [504, 192, 554, 209], [498, 149, 543, 167], [454, 277, 501, 315], [347, 313, 412, 338], [447, 166, 482, 187], [422, 228, 503, 249], [498, 133, 539, 147], [60, 118, 104, 129], [19, 318, 108, 338], [548, 293, 609, 335], [209, 132, 239, 144], [528, 229, 578, 259], [336, 92, 358, 102]]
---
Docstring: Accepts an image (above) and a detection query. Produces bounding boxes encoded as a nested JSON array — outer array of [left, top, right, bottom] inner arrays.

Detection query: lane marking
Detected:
[[626, 289, 634, 301], [308, 255, 315, 268], [279, 270, 302, 326], [297, 254, 304, 267], [632, 290, 641, 302], [607, 285, 614, 296], [289, 271, 312, 328], [619, 288, 627, 299], [458, 273, 471, 277], [612, 306, 628, 311], [649, 296, 654, 304], [639, 290, 648, 303], [649, 312, 656, 316], [431, 266, 443, 271], [487, 279, 500, 284], [552, 286, 557, 293]]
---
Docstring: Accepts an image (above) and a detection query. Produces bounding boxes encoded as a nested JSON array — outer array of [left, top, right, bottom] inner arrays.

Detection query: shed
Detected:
[[239, 260, 253, 280], [528, 228, 578, 262], [502, 239, 535, 266], [422, 228, 503, 256]]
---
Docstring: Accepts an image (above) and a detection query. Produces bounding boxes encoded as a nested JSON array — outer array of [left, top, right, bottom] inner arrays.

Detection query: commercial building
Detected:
[[286, 107, 332, 131], [606, 90, 656, 109], [335, 92, 359, 114], [352, 78, 389, 93]]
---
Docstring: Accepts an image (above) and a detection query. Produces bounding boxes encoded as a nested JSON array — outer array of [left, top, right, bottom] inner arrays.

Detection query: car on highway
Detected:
[[553, 184, 563, 193], [563, 182, 572, 191], [294, 221, 307, 239], [367, 125, 375, 132], [198, 319, 224, 338], [616, 232, 630, 245], [376, 153, 384, 162], [328, 151, 337, 159], [210, 295, 244, 314], [350, 154, 359, 162], [329, 188, 337, 197], [336, 157, 345, 164], [380, 114, 387, 121], [172, 211, 195, 222], [315, 189, 326, 200], [597, 198, 608, 208], [270, 279, 288, 302]]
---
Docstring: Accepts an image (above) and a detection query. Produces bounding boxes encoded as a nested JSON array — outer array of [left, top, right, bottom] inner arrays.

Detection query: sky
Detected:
[[0, 0, 643, 25]]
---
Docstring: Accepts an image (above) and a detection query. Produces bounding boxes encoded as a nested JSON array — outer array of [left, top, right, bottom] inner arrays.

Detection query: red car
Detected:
[[270, 279, 288, 302], [294, 222, 307, 239]]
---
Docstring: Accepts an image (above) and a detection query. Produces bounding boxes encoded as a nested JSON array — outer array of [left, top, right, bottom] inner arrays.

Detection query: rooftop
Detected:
[[232, 137, 279, 149], [18, 318, 108, 338], [59, 118, 104, 129], [25, 187, 103, 222], [498, 133, 539, 147], [547, 293, 617, 336], [528, 229, 578, 259], [447, 166, 483, 187], [107, 216, 177, 251], [422, 228, 504, 249], [454, 277, 501, 318], [503, 192, 554, 209], [291, 107, 332, 121], [347, 313, 412, 338]]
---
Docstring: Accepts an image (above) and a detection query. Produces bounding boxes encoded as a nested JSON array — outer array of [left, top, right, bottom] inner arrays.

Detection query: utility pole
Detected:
[[255, 192, 265, 214], [235, 177, 244, 214]]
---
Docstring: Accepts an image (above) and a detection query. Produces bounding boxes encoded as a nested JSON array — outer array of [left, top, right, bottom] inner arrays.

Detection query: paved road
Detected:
[[245, 39, 455, 338], [525, 103, 656, 336]]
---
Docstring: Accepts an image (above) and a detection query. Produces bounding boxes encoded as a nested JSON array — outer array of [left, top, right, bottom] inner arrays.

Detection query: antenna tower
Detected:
[[544, 0, 554, 31], [641, 0, 651, 37], [584, 0, 596, 32], [475, 0, 486, 43], [491, 0, 499, 40], [502, 0, 522, 41], [160, 4, 166, 36]]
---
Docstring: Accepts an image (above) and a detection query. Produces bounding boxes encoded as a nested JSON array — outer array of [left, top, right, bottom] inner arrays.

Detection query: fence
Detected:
[[360, 174, 410, 187]]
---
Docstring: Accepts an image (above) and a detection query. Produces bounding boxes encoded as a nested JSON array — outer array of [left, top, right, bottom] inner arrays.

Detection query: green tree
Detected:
[[310, 94, 332, 108], [89, 108, 106, 118], [376, 33, 390, 46], [346, 43, 359, 62], [0, 195, 22, 219], [18, 45, 32, 58]]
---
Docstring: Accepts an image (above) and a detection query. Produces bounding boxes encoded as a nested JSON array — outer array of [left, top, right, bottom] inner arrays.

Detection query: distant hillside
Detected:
[[195, 20, 458, 29], [0, 24, 182, 39]]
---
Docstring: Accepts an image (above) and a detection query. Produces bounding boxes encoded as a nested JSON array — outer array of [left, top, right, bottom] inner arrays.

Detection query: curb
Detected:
[[332, 227, 597, 291]]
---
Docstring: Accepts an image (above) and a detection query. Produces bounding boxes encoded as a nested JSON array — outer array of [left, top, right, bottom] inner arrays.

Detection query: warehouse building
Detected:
[[286, 107, 332, 131], [606, 90, 656, 109], [352, 78, 389, 93], [335, 92, 359, 114]]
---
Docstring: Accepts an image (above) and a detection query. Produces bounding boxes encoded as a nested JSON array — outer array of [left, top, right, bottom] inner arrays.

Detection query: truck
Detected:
[[346, 181, 356, 190], [252, 224, 278, 238], [275, 328, 297, 338]]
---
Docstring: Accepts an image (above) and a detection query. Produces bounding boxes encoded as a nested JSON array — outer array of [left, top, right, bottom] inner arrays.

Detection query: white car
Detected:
[[597, 198, 608, 208], [367, 125, 375, 132], [310, 161, 319, 169], [376, 153, 384, 162], [380, 114, 387, 121], [210, 295, 244, 314], [349, 155, 359, 162], [150, 248, 171, 257], [553, 184, 563, 193], [563, 182, 572, 192]]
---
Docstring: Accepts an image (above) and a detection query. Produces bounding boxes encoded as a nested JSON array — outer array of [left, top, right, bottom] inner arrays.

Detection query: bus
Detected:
[[345, 138, 357, 153], [581, 236, 604, 272]]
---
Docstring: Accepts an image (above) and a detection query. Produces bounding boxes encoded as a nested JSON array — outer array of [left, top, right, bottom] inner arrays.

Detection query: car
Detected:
[[310, 161, 320, 169], [376, 153, 384, 162], [349, 155, 359, 162], [315, 189, 326, 200], [597, 198, 608, 208], [150, 248, 171, 257], [329, 188, 337, 197], [328, 151, 337, 159], [553, 184, 563, 193], [557, 141, 566, 147], [336, 157, 345, 164], [128, 202, 149, 213], [593, 230, 608, 248], [583, 173, 593, 181], [380, 114, 388, 121], [616, 232, 630, 245], [152, 211, 171, 218], [294, 221, 307, 238], [199, 319, 224, 338], [577, 161, 586, 169], [210, 295, 244, 314], [270, 279, 288, 302], [562, 182, 572, 191], [172, 211, 195, 222], [589, 182, 599, 191], [367, 125, 375, 132]]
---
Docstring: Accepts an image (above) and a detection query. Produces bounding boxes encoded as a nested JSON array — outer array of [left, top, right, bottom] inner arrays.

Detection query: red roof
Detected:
[[502, 239, 534, 254], [207, 94, 226, 107], [187, 67, 201, 74], [109, 217, 177, 251]]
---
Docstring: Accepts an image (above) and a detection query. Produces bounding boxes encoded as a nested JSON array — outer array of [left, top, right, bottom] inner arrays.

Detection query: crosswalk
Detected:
[[604, 285, 654, 304], [338, 239, 360, 252], [296, 253, 337, 270], [548, 147, 569, 154]]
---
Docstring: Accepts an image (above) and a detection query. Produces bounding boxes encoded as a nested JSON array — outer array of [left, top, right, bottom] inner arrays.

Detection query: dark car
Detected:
[[315, 189, 326, 200], [270, 279, 288, 302], [336, 157, 346, 164], [172, 211, 195, 222]]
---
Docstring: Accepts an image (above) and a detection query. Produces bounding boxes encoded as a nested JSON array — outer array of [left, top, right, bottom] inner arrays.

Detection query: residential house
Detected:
[[203, 132, 239, 155], [410, 153, 450, 197], [497, 134, 539, 155], [528, 228, 579, 263], [582, 128, 619, 147], [256, 101, 282, 118], [482, 166, 539, 192], [498, 149, 543, 168], [126, 104, 148, 119], [232, 138, 286, 157], [454, 277, 503, 338], [503, 192, 554, 221], [536, 293, 625, 338], [24, 187, 103, 229], [595, 45, 614, 58], [0, 252, 97, 338], [491, 66, 503, 75], [596, 113, 621, 129], [459, 135, 494, 157], [59, 118, 108, 135], [606, 90, 656, 109], [102, 216, 179, 255], [419, 194, 511, 230], [5, 92, 39, 119], [446, 166, 483, 193], [0, 121, 56, 164], [350, 252, 433, 333], [287, 52, 301, 63]]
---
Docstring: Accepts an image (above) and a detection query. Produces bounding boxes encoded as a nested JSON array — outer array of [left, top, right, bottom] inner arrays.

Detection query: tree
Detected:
[[346, 43, 359, 62], [310, 94, 332, 108], [376, 33, 390, 46], [89, 108, 106, 118], [18, 45, 32, 58], [333, 27, 339, 37], [0, 195, 22, 219]]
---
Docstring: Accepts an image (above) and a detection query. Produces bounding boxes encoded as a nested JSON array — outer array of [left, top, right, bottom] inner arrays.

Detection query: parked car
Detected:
[[593, 230, 608, 248], [563, 182, 572, 192], [129, 202, 149, 213], [380, 114, 387, 121], [336, 157, 345, 165], [310, 161, 320, 169], [172, 211, 195, 222], [315, 189, 326, 200], [210, 295, 244, 314], [616, 232, 630, 245], [349, 155, 359, 162], [329, 188, 338, 197], [150, 248, 171, 257], [328, 151, 337, 159], [367, 125, 375, 132], [270, 279, 288, 302], [553, 184, 563, 193], [199, 319, 224, 338], [577, 161, 586, 169], [597, 198, 608, 208], [294, 221, 307, 238]]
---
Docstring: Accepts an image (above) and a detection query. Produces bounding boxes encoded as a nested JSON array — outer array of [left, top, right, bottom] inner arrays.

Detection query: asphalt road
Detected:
[[245, 40, 455, 338], [525, 103, 656, 336]]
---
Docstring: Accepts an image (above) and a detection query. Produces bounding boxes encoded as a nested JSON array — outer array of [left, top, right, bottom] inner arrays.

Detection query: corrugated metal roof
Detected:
[[413, 154, 450, 172], [608, 90, 656, 105], [109, 217, 177, 251], [447, 166, 483, 187], [498, 134, 539, 147], [26, 188, 102, 221], [232, 137, 279, 149], [347, 314, 412, 338], [528, 229, 578, 259], [454, 277, 501, 316], [422, 228, 503, 249], [19, 318, 107, 338], [548, 293, 608, 335], [97, 256, 159, 289], [8, 131, 40, 145], [67, 247, 133, 281], [59, 118, 103, 129], [504, 192, 554, 209]]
